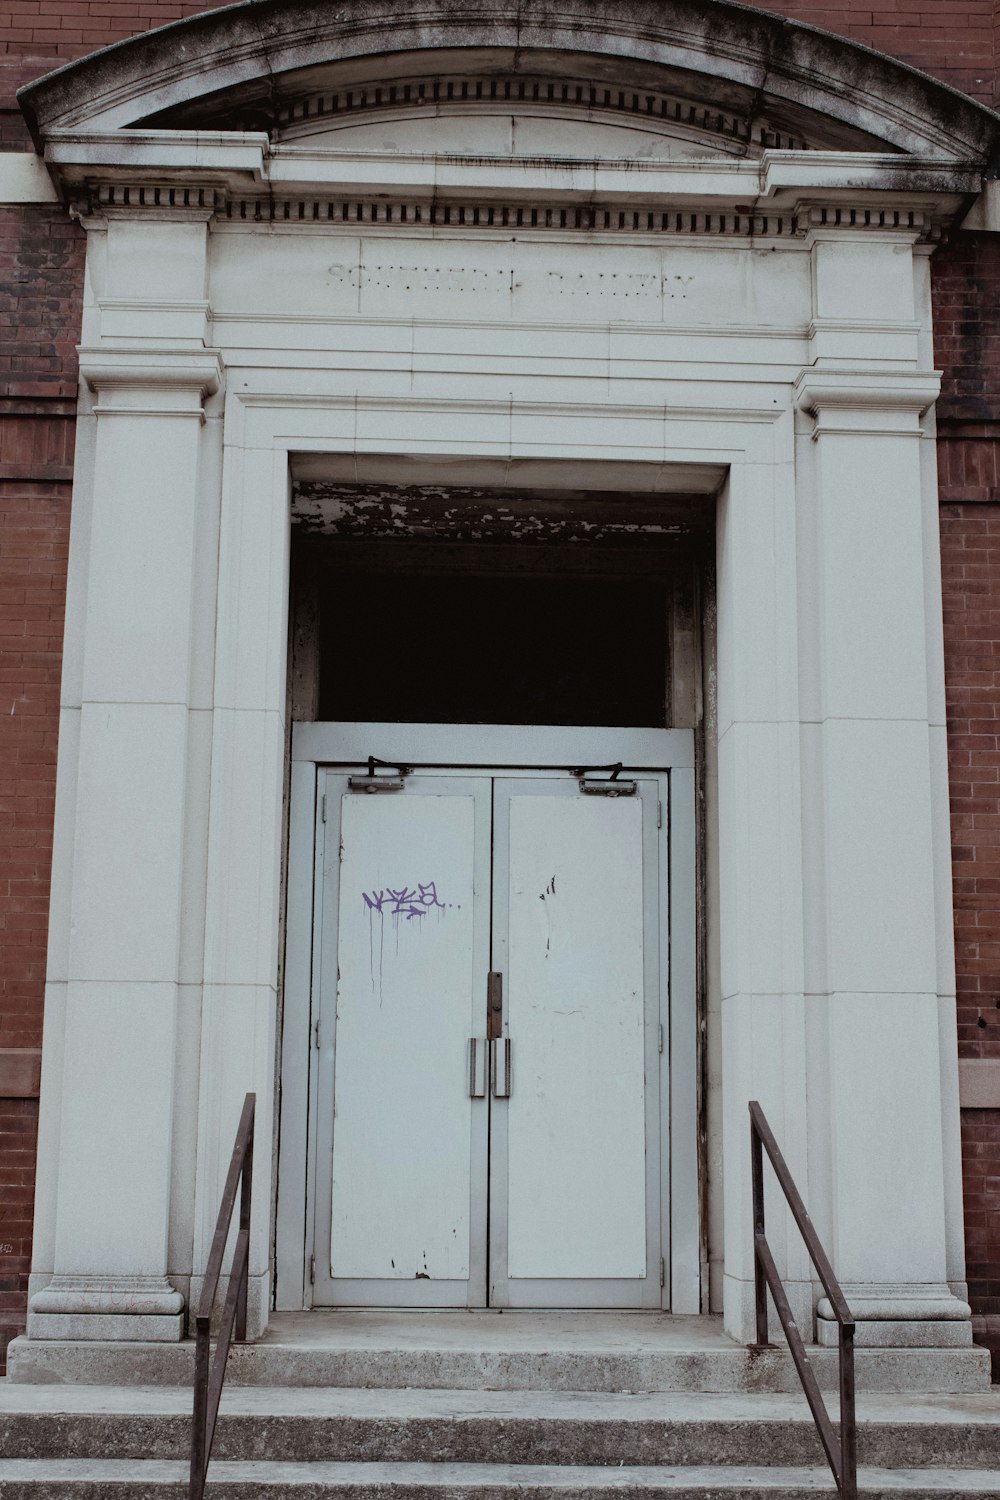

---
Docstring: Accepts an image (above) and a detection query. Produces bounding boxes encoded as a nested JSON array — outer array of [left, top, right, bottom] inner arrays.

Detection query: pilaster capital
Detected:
[[80, 347, 222, 394], [79, 347, 223, 416], [793, 367, 941, 438]]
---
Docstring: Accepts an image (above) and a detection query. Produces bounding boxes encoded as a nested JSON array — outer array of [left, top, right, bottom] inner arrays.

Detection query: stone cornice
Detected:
[[44, 136, 976, 242], [44, 131, 981, 200]]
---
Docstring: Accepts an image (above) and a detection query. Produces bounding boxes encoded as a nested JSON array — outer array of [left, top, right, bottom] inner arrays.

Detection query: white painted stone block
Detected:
[[69, 702, 189, 984], [715, 460, 799, 735], [187, 414, 225, 713], [813, 432, 929, 722], [0, 152, 58, 203], [721, 991, 810, 1343], [211, 231, 365, 317], [352, 401, 513, 455], [821, 719, 937, 996], [508, 407, 669, 462], [816, 1317, 971, 1347], [82, 411, 203, 706], [45, 708, 80, 985], [798, 723, 828, 999], [202, 709, 285, 988], [167, 982, 204, 1280], [826, 992, 947, 1285], [28, 1307, 183, 1342], [29, 982, 67, 1279], [929, 723, 958, 1002], [939, 995, 968, 1290], [213, 447, 290, 711], [58, 404, 97, 711], [53, 982, 178, 1278], [813, 239, 916, 325], [105, 219, 208, 304], [177, 709, 213, 988], [193, 984, 276, 1296], [717, 722, 805, 1003]]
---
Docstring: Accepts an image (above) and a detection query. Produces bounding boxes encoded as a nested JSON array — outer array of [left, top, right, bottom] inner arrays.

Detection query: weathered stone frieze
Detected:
[[78, 181, 939, 240]]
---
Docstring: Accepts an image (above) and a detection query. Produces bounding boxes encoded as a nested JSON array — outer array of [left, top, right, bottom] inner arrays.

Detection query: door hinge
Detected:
[[657, 800, 662, 830], [309, 1254, 316, 1285], [321, 793, 327, 823], [313, 1018, 321, 1049], [658, 1023, 664, 1055], [659, 1257, 665, 1289]]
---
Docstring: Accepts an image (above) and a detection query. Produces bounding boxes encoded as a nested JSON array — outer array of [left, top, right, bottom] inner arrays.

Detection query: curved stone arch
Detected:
[[18, 0, 1000, 162]]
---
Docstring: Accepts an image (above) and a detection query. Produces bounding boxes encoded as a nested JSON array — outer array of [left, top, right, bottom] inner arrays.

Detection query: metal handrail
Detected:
[[750, 1100, 857, 1500], [190, 1092, 256, 1500]]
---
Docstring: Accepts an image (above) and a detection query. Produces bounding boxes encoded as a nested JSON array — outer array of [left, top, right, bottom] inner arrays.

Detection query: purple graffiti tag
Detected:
[[363, 880, 447, 997], [363, 881, 445, 922]]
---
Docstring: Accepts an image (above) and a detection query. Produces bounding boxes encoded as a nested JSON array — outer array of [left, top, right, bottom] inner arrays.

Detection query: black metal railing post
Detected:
[[750, 1115, 769, 1348], [189, 1092, 255, 1500], [749, 1100, 857, 1500]]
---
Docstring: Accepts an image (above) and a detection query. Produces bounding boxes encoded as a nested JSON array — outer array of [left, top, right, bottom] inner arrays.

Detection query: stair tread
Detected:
[[1, 1458, 1000, 1490], [1, 1385, 998, 1424]]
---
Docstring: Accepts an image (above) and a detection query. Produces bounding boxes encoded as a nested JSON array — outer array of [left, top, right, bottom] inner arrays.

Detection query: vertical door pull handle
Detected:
[[491, 1037, 512, 1098], [468, 1038, 486, 1098]]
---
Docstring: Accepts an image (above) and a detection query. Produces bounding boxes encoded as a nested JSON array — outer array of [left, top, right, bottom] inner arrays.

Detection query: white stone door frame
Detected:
[[26, 336, 967, 1351], [206, 377, 782, 1337], [205, 363, 964, 1344], [277, 723, 699, 1314]]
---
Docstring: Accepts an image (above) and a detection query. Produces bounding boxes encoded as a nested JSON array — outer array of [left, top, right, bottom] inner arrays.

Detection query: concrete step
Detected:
[[2, 1458, 1000, 1499], [6, 1313, 990, 1394], [1, 1387, 999, 1469]]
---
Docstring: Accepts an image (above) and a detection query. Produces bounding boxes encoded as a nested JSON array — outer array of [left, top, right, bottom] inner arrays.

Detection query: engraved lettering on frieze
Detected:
[[327, 264, 360, 290], [544, 270, 660, 301], [666, 274, 695, 300], [354, 264, 510, 296]]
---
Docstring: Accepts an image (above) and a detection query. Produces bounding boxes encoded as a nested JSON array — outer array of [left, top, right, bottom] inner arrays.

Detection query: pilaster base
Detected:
[[27, 1275, 185, 1342], [817, 1282, 972, 1349]]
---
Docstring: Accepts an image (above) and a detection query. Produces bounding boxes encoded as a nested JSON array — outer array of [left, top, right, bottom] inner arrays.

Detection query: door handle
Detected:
[[468, 1038, 486, 1098], [491, 1037, 512, 1099], [487, 971, 503, 1040]]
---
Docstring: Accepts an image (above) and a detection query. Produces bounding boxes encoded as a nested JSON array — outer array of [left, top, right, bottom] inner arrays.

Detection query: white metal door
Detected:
[[312, 774, 491, 1306], [489, 777, 666, 1307], [311, 765, 666, 1308]]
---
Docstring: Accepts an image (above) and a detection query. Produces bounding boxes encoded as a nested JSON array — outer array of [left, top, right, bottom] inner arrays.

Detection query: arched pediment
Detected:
[[18, 0, 1000, 165]]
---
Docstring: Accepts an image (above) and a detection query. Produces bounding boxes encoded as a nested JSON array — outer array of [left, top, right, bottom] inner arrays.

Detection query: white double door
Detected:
[[312, 768, 669, 1308]]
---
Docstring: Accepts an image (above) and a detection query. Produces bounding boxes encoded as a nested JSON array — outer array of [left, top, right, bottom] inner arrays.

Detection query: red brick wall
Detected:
[[936, 229, 1000, 1372], [761, 0, 997, 104], [0, 203, 78, 1368], [0, 1098, 37, 1364], [0, 470, 68, 1369]]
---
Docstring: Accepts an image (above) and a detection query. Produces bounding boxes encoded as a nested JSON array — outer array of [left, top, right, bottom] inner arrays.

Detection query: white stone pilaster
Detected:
[[191, 438, 289, 1338], [718, 447, 813, 1344], [794, 365, 970, 1347], [28, 348, 221, 1342]]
